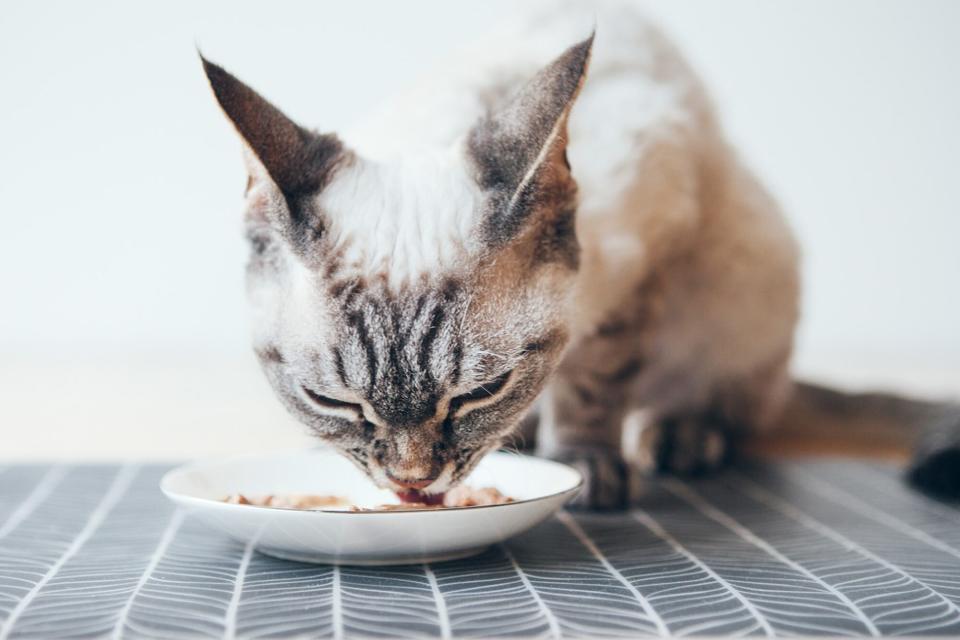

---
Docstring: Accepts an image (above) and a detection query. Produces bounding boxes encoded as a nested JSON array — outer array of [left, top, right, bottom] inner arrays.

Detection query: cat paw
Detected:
[[908, 412, 960, 499], [637, 416, 731, 476], [546, 447, 629, 510]]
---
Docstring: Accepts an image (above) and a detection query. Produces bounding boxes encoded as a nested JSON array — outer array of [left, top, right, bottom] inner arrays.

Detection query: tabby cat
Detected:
[[201, 1, 959, 508]]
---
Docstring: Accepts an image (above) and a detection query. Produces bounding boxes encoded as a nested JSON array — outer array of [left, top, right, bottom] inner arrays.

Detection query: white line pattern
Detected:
[[501, 544, 562, 639], [233, 550, 336, 637], [0, 465, 67, 541], [332, 564, 344, 640], [630, 508, 776, 637], [557, 510, 669, 637], [424, 564, 452, 640], [426, 543, 566, 637], [337, 564, 442, 637], [788, 464, 960, 560], [665, 479, 882, 637], [111, 509, 186, 639], [0, 464, 139, 640], [224, 535, 256, 640], [839, 463, 960, 527], [729, 469, 960, 634], [2, 460, 960, 638]]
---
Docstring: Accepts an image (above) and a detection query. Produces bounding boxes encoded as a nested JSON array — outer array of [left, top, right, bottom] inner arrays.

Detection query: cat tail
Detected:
[[757, 381, 960, 499]]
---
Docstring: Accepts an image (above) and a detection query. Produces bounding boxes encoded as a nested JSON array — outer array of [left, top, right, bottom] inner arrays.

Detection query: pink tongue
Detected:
[[396, 490, 445, 506]]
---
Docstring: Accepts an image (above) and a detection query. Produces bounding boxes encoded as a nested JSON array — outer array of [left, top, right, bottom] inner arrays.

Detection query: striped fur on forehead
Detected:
[[327, 275, 468, 426]]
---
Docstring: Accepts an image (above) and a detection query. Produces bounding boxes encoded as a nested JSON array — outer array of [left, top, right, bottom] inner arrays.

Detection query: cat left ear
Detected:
[[200, 53, 347, 218], [467, 34, 593, 247]]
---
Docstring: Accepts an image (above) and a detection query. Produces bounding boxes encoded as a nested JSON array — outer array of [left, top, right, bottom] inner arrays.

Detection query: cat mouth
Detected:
[[378, 461, 456, 497], [384, 470, 435, 490], [395, 489, 446, 505]]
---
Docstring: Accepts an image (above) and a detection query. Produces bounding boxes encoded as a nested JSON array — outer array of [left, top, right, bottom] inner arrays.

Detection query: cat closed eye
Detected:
[[452, 370, 513, 410], [301, 386, 362, 413]]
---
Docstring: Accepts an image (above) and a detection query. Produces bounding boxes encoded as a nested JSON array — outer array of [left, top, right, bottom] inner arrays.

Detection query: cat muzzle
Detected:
[[384, 469, 438, 490]]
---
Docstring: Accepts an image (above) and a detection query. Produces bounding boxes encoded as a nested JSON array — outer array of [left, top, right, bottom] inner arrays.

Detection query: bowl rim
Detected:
[[160, 448, 583, 515]]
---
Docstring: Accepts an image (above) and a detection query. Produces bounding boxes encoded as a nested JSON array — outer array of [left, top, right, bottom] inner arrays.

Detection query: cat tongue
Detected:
[[395, 490, 445, 505]]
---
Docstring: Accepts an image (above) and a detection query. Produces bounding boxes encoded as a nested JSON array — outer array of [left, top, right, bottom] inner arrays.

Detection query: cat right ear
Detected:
[[467, 35, 593, 252], [200, 53, 347, 218]]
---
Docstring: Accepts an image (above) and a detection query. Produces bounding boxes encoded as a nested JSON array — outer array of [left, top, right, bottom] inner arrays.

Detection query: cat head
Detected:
[[202, 36, 592, 496]]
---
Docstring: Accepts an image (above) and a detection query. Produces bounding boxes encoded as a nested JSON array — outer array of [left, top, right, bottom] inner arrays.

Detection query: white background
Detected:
[[1, 1, 958, 459]]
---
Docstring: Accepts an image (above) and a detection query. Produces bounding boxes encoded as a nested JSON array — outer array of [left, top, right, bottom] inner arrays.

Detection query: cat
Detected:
[[200, 1, 959, 508]]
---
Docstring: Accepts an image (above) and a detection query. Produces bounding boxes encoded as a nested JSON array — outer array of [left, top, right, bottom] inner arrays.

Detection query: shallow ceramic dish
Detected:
[[161, 448, 581, 565]]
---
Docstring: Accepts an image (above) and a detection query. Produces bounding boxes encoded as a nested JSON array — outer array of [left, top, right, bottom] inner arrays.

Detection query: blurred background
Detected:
[[2, 0, 958, 460]]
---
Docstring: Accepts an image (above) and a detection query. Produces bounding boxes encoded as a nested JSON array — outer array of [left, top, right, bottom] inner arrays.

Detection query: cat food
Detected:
[[222, 486, 512, 511], [443, 485, 513, 507], [223, 494, 350, 509], [354, 486, 514, 511]]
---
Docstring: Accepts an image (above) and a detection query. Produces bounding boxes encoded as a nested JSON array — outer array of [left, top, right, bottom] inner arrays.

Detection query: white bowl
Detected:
[[160, 448, 581, 565]]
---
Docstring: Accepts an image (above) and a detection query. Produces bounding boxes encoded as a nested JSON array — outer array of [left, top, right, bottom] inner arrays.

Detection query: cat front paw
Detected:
[[546, 446, 629, 510], [636, 416, 731, 476]]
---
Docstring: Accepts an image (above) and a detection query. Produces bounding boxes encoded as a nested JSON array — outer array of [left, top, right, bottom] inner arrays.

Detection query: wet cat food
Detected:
[[223, 494, 349, 509], [222, 486, 512, 510]]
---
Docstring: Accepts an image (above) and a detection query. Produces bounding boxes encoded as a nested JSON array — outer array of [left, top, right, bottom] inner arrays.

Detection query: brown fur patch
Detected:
[[256, 345, 284, 364]]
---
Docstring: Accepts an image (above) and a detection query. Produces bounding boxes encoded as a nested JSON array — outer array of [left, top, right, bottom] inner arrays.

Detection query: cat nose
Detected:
[[385, 470, 436, 490]]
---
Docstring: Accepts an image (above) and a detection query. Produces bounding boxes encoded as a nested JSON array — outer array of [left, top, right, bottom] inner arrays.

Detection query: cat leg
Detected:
[[634, 356, 791, 477], [636, 412, 735, 476], [539, 363, 638, 509]]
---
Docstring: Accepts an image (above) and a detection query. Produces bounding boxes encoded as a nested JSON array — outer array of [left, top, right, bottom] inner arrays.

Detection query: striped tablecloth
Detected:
[[1, 460, 959, 638]]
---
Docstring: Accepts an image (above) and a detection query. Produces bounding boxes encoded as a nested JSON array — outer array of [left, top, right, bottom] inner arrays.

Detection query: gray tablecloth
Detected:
[[1, 459, 959, 638]]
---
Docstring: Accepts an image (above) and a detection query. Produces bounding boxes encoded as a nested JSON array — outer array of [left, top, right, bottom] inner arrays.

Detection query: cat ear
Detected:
[[467, 34, 593, 247], [200, 54, 347, 210]]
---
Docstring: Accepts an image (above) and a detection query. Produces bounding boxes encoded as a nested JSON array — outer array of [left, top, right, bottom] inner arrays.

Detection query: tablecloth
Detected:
[[1, 459, 959, 638]]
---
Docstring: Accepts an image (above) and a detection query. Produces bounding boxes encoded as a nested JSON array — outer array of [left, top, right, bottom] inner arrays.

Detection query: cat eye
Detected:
[[301, 386, 362, 414], [450, 370, 513, 413]]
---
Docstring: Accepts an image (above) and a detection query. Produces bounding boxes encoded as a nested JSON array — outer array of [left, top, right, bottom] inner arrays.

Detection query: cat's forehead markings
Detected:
[[316, 151, 482, 287]]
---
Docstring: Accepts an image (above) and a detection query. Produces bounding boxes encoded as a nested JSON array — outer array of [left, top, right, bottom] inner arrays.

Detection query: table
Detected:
[[2, 459, 959, 638]]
